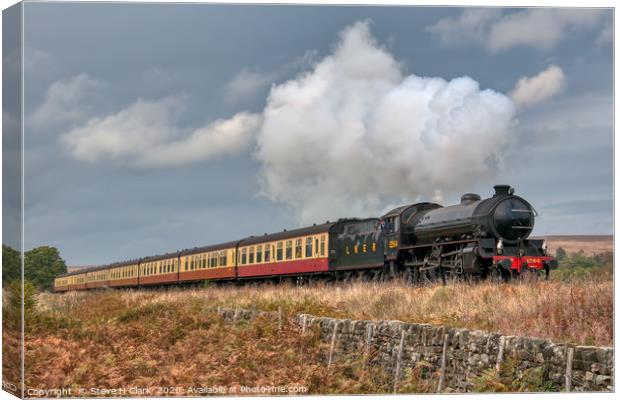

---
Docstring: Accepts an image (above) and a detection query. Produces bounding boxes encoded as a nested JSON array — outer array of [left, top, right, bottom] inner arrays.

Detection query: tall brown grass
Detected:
[[18, 277, 612, 395], [38, 277, 612, 346]]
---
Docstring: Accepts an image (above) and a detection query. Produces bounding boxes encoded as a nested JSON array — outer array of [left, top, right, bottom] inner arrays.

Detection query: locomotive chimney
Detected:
[[493, 184, 511, 197]]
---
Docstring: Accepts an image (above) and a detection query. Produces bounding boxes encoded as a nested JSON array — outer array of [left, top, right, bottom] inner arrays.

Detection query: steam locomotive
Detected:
[[54, 184, 556, 292], [381, 184, 557, 282]]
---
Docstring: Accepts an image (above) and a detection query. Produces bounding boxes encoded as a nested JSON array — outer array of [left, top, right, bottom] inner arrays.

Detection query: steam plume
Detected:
[[254, 21, 516, 223]]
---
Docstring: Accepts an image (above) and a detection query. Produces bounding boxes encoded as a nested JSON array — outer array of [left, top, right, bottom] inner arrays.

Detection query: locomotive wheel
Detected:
[[421, 264, 441, 284], [488, 267, 510, 283]]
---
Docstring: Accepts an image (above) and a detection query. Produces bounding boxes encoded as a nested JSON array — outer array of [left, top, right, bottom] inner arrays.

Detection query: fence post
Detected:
[[327, 322, 340, 369], [393, 329, 406, 393], [233, 306, 239, 322], [565, 347, 574, 392], [365, 323, 374, 358], [437, 333, 449, 393], [495, 336, 506, 372]]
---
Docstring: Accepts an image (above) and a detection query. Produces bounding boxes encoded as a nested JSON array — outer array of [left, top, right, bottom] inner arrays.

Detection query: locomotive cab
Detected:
[[380, 202, 442, 262]]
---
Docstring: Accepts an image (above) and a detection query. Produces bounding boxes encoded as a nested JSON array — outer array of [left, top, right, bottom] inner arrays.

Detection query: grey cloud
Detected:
[[428, 8, 608, 52], [28, 73, 104, 131]]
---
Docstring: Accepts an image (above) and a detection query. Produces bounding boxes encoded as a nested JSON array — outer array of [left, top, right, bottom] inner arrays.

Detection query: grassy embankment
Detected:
[[5, 251, 613, 395]]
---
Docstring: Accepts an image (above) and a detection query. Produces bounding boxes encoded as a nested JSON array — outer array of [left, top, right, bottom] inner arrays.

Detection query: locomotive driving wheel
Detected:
[[443, 256, 463, 284], [420, 245, 442, 284]]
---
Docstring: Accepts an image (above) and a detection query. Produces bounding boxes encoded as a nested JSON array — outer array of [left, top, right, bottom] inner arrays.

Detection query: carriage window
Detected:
[[295, 239, 302, 259], [276, 242, 283, 261], [320, 235, 326, 256], [265, 245, 271, 262], [249, 247, 255, 264], [241, 248, 247, 265], [212, 253, 217, 268], [305, 237, 313, 257], [256, 245, 263, 263], [286, 240, 293, 260], [220, 251, 226, 266]]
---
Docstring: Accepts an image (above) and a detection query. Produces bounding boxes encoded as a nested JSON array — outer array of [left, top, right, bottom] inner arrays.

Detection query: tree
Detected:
[[555, 247, 567, 261], [2, 244, 21, 287], [23, 246, 67, 292]]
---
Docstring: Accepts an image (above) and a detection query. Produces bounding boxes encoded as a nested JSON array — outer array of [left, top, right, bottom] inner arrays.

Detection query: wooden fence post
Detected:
[[436, 333, 449, 393], [393, 330, 406, 393], [565, 347, 574, 392], [495, 336, 506, 372], [327, 322, 339, 369]]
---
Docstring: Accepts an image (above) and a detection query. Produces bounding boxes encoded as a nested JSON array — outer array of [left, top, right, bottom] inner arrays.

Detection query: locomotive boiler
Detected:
[[380, 185, 557, 282]]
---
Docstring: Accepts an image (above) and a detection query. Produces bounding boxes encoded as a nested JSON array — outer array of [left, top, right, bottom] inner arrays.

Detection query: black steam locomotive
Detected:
[[379, 184, 557, 282]]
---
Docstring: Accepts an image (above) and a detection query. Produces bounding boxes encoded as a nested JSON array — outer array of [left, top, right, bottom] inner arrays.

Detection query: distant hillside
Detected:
[[534, 235, 613, 256], [67, 265, 96, 273]]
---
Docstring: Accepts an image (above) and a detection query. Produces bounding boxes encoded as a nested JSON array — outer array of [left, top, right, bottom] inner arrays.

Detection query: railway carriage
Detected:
[[53, 276, 69, 292], [109, 260, 139, 288], [139, 252, 180, 286], [236, 224, 331, 279], [178, 241, 237, 282], [86, 267, 109, 289]]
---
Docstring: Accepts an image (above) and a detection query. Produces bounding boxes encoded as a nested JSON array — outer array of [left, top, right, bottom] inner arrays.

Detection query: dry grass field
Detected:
[[538, 235, 613, 256], [1, 273, 612, 396], [40, 278, 613, 347]]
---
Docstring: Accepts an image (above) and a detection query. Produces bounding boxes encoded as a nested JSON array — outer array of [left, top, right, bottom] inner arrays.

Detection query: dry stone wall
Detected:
[[217, 307, 613, 393]]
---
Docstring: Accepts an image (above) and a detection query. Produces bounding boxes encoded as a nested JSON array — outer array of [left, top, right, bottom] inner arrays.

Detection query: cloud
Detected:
[[510, 65, 565, 108], [428, 9, 607, 52], [61, 21, 518, 225], [254, 20, 516, 223], [28, 73, 104, 131], [60, 95, 261, 166], [595, 20, 613, 45], [426, 9, 501, 48], [225, 69, 274, 103], [3, 46, 53, 75]]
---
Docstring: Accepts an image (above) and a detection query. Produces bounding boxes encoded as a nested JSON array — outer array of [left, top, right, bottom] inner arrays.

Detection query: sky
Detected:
[[3, 3, 614, 265]]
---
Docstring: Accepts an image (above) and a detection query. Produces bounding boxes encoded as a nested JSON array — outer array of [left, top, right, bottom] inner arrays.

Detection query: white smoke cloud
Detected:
[[510, 65, 565, 108], [254, 21, 516, 223], [60, 95, 261, 166]]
